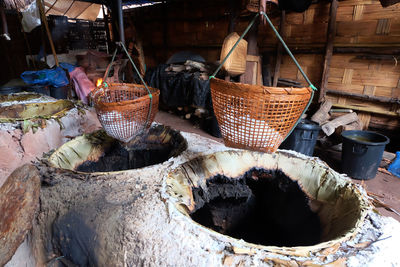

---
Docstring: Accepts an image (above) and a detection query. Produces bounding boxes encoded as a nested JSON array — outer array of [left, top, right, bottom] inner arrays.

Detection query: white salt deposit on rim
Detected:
[[0, 95, 57, 107], [223, 113, 283, 147], [99, 111, 140, 143]]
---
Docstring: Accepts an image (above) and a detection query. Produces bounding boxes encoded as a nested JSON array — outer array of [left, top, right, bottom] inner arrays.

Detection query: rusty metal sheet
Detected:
[[0, 164, 40, 266]]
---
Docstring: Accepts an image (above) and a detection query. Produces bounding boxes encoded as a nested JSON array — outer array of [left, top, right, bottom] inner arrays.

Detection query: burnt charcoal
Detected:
[[76, 126, 187, 172], [190, 169, 321, 247], [76, 142, 173, 172]]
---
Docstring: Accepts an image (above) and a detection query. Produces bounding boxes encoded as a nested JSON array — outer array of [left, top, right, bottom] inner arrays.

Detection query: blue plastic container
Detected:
[[388, 152, 400, 178]]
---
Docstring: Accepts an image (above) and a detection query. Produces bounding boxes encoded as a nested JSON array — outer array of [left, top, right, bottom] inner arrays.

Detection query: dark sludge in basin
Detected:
[[190, 168, 321, 247], [48, 125, 187, 172], [167, 151, 371, 253]]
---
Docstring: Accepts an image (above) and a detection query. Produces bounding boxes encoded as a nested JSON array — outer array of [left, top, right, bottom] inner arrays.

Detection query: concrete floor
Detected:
[[155, 110, 400, 222]]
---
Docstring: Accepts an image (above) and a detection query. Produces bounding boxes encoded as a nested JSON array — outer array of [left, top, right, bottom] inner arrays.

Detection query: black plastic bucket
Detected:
[[341, 130, 390, 180], [50, 85, 69, 99], [279, 119, 321, 156]]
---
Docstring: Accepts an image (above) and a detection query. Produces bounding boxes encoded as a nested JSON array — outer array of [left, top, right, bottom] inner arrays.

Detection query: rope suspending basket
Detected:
[[92, 42, 160, 143], [210, 12, 317, 153]]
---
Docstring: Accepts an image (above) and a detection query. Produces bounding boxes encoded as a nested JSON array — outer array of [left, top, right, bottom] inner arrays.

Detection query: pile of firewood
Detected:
[[165, 60, 210, 81], [311, 100, 363, 137], [163, 60, 212, 121]]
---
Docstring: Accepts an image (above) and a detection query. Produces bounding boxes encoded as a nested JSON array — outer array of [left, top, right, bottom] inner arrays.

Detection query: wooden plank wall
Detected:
[[126, 0, 400, 132]]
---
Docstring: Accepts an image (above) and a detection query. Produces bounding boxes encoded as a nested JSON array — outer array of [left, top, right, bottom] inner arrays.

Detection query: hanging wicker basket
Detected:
[[92, 43, 160, 143], [210, 12, 317, 153], [210, 78, 312, 153], [92, 83, 159, 143]]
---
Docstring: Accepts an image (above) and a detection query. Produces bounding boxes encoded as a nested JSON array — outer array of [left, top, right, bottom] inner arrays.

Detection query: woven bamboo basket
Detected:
[[210, 78, 312, 153], [92, 83, 160, 143], [220, 32, 248, 76]]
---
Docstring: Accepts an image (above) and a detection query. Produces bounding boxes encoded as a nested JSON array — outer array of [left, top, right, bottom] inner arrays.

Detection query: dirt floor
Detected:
[[154, 111, 400, 222]]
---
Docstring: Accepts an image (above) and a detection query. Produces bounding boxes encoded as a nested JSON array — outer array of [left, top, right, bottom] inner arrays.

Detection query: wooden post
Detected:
[[36, 0, 59, 67], [240, 17, 259, 85], [319, 0, 338, 102], [272, 11, 285, 87], [225, 0, 239, 82]]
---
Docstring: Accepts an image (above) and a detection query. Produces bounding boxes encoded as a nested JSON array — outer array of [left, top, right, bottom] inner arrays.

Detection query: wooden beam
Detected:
[[272, 11, 285, 87], [319, 0, 338, 102], [332, 103, 400, 117], [264, 46, 400, 54], [326, 89, 400, 104], [141, 44, 400, 54], [355, 54, 399, 61]]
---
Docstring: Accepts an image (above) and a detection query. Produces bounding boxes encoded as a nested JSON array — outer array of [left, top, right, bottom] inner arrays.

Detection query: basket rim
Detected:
[[210, 77, 312, 95], [93, 83, 160, 109]]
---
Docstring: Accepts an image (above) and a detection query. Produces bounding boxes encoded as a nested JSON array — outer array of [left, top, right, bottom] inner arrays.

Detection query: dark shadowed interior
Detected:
[[190, 169, 321, 247]]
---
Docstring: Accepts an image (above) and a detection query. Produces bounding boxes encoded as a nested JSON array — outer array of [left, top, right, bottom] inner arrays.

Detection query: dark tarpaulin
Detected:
[[145, 64, 221, 137], [144, 64, 211, 109]]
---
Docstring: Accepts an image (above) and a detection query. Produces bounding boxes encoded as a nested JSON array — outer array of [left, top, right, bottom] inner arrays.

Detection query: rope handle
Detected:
[[210, 12, 317, 92], [99, 42, 154, 132], [102, 42, 153, 99]]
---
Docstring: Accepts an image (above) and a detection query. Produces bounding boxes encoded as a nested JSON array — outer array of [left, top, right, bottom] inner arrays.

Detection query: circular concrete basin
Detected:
[[166, 150, 371, 255], [48, 125, 187, 173]]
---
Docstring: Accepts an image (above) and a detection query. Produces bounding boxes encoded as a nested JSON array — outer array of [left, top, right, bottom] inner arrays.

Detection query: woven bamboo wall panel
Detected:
[[127, 0, 400, 133], [279, 54, 323, 84], [279, 1, 400, 46], [330, 55, 369, 69], [278, 53, 400, 97], [375, 86, 394, 98], [130, 0, 400, 66]]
